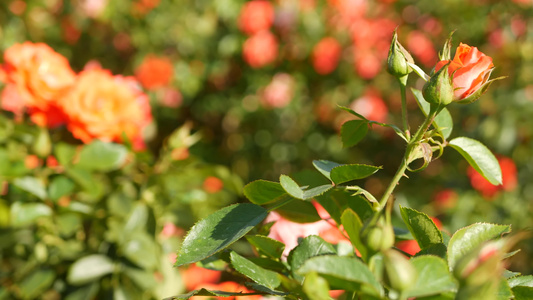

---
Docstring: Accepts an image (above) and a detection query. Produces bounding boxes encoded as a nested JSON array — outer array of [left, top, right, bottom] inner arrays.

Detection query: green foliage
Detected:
[[449, 137, 503, 185]]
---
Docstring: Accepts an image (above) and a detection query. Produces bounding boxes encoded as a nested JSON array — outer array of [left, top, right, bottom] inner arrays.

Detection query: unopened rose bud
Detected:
[[387, 31, 414, 78], [422, 63, 454, 108], [383, 249, 417, 292], [32, 128, 51, 158], [362, 217, 395, 253]]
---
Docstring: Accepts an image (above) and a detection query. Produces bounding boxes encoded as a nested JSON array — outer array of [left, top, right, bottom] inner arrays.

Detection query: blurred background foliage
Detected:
[[1, 0, 533, 299]]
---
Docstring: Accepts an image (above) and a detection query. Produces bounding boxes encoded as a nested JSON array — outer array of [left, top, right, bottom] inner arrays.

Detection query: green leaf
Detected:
[[55, 143, 77, 166], [312, 160, 342, 181], [497, 279, 513, 300], [512, 286, 533, 300], [447, 223, 511, 271], [10, 202, 52, 227], [288, 235, 336, 281], [230, 251, 281, 290], [17, 269, 55, 299], [123, 233, 159, 269], [509, 275, 533, 288], [163, 288, 263, 300], [12, 176, 47, 200], [330, 164, 381, 184], [302, 272, 331, 300], [400, 206, 443, 249], [246, 235, 285, 259], [64, 283, 99, 300], [406, 256, 456, 298], [244, 282, 289, 296], [338, 105, 370, 120], [76, 140, 128, 172], [315, 190, 373, 225], [244, 180, 287, 205], [341, 120, 368, 148], [297, 255, 383, 296], [279, 175, 332, 200], [176, 203, 268, 266], [49, 176, 76, 202], [275, 199, 322, 223], [67, 254, 115, 285], [412, 88, 453, 139], [341, 209, 368, 261], [449, 137, 502, 185]]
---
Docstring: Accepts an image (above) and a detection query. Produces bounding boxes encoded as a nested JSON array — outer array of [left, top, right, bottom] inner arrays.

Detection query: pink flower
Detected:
[[242, 31, 278, 68], [349, 91, 388, 123], [267, 202, 348, 257], [407, 30, 437, 67], [261, 73, 294, 108]]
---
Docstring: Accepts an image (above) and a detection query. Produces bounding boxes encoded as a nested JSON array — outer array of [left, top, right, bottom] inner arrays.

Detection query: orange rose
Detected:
[[1, 42, 76, 127], [60, 69, 152, 148], [312, 37, 342, 75], [435, 43, 494, 101]]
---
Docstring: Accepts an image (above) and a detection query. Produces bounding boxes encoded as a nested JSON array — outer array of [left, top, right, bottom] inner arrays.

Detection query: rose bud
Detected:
[[383, 249, 417, 293], [422, 60, 455, 109], [387, 30, 414, 78], [434, 43, 499, 104], [362, 216, 395, 253]]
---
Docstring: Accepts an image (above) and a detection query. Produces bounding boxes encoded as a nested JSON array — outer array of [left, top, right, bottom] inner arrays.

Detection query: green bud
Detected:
[[32, 127, 52, 158], [383, 249, 417, 292], [422, 63, 454, 109], [387, 30, 414, 78], [362, 217, 395, 253]]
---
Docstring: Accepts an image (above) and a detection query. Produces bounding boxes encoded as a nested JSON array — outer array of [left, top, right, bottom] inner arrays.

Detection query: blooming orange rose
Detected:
[[135, 55, 174, 90], [60, 69, 152, 148], [238, 0, 274, 36], [1, 42, 76, 127], [242, 31, 278, 68], [435, 43, 494, 101]]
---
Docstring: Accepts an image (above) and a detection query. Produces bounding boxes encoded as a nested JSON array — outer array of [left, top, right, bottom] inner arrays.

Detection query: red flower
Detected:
[[135, 55, 174, 90], [312, 37, 342, 75], [181, 265, 222, 291], [203, 176, 224, 193], [238, 0, 274, 35], [242, 31, 278, 68], [467, 156, 517, 198], [433, 189, 458, 211]]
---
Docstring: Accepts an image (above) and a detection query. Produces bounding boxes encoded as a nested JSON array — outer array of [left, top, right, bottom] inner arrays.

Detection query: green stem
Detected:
[[375, 109, 437, 214], [398, 76, 410, 141]]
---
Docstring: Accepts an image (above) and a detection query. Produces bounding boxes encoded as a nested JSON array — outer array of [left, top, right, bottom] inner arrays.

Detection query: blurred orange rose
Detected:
[[435, 43, 494, 101], [243, 31, 278, 68], [135, 55, 174, 90], [238, 0, 274, 35], [1, 42, 76, 127], [312, 37, 342, 75], [60, 69, 152, 148]]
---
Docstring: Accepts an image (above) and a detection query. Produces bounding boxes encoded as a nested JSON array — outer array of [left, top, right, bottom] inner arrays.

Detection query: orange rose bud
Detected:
[[434, 43, 495, 104]]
